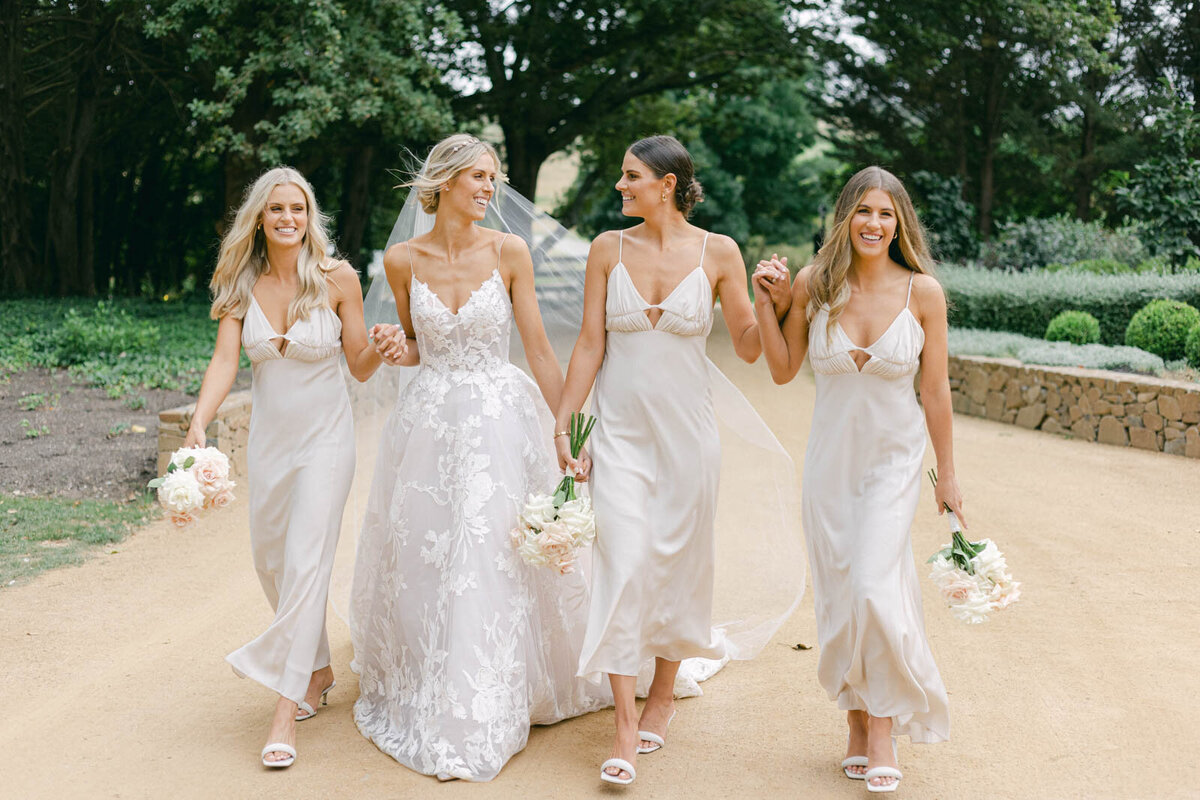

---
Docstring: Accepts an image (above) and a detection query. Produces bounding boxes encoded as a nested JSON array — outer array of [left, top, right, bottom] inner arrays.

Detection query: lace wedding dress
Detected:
[[348, 236, 607, 781]]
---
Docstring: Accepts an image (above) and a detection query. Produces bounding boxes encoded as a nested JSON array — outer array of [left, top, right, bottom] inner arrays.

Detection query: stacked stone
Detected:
[[156, 391, 252, 476], [947, 355, 1200, 458]]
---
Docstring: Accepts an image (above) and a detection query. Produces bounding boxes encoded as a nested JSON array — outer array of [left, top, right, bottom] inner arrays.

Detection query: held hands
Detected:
[[556, 436, 592, 482], [370, 323, 408, 365], [752, 254, 791, 316], [933, 471, 967, 528]]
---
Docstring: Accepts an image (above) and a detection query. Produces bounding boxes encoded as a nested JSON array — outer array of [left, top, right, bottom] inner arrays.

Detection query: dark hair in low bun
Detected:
[[628, 135, 704, 217]]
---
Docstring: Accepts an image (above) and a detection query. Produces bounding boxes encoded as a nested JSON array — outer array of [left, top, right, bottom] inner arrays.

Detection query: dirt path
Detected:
[[2, 335, 1196, 799]]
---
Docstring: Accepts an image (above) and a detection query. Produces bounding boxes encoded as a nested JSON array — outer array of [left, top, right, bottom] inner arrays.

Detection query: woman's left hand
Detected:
[[370, 323, 407, 364], [573, 446, 591, 483], [752, 255, 791, 316], [934, 471, 966, 528]]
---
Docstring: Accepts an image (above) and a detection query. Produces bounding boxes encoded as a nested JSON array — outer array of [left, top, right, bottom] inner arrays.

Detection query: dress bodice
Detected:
[[605, 231, 713, 337], [410, 268, 511, 375], [242, 295, 343, 363], [808, 274, 924, 379]]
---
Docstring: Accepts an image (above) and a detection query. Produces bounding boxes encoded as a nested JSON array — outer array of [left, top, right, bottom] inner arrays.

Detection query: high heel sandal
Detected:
[[842, 732, 869, 779], [636, 709, 677, 754], [261, 743, 296, 769], [295, 680, 336, 722], [600, 758, 636, 785], [864, 738, 901, 793]]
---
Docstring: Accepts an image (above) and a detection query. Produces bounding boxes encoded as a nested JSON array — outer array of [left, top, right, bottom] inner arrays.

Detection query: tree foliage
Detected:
[[558, 71, 828, 253], [443, 0, 811, 197]]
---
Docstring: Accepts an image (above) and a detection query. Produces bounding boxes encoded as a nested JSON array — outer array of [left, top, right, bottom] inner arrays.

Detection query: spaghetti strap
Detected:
[[905, 272, 914, 308], [496, 233, 508, 269], [407, 242, 419, 286], [699, 231, 711, 267], [618, 229, 624, 263]]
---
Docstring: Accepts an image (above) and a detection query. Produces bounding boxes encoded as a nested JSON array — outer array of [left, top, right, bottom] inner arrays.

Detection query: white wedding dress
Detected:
[[348, 237, 608, 781]]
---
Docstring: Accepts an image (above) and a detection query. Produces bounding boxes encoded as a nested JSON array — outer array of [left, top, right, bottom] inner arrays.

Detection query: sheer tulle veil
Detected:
[[334, 174, 805, 693]]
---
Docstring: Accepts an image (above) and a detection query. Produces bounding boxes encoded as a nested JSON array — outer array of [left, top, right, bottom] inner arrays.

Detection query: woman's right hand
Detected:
[[752, 255, 791, 315], [183, 424, 206, 449], [555, 434, 578, 478]]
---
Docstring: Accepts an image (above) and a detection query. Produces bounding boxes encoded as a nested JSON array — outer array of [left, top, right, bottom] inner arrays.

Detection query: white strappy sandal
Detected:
[[261, 742, 296, 769], [600, 758, 636, 785], [294, 680, 336, 721], [636, 709, 677, 754]]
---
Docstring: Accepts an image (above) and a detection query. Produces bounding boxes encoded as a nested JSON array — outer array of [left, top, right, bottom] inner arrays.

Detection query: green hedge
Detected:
[[940, 266, 1200, 346]]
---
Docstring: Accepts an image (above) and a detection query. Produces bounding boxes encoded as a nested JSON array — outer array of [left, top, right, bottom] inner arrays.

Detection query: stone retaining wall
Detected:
[[157, 391, 251, 476], [948, 355, 1200, 457]]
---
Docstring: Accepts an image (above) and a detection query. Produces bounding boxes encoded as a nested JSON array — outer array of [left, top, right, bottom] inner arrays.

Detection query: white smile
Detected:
[[860, 233, 883, 243], [276, 227, 297, 234], [474, 198, 488, 207]]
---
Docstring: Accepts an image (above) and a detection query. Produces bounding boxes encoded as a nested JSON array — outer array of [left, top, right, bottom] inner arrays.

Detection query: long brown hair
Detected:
[[807, 166, 935, 336]]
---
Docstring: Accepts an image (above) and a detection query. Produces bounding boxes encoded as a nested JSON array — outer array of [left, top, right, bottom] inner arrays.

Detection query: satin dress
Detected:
[[226, 295, 355, 706], [578, 231, 727, 683], [803, 274, 949, 743]]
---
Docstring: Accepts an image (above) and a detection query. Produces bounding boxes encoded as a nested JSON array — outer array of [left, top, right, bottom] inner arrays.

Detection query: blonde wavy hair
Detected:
[[405, 133, 503, 214], [210, 166, 336, 324], [807, 166, 936, 337]]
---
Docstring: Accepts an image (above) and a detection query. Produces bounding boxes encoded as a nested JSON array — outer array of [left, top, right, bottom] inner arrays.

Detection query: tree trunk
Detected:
[[0, 0, 35, 294], [338, 144, 375, 267], [1074, 106, 1096, 220], [46, 76, 98, 296], [501, 123, 547, 203], [221, 154, 258, 236]]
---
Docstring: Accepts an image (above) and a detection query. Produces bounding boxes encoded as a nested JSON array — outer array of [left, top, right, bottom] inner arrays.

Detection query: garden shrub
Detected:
[[1123, 299, 1200, 361], [49, 302, 161, 366], [950, 328, 1165, 374], [983, 215, 1147, 271], [940, 265, 1200, 345], [1186, 324, 1200, 368], [1045, 311, 1101, 344]]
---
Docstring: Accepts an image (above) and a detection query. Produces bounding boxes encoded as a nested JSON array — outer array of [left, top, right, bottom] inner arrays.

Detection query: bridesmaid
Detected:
[[185, 167, 398, 768], [752, 166, 960, 793], [554, 135, 780, 785]]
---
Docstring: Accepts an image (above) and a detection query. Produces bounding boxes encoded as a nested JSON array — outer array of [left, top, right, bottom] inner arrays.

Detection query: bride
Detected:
[[347, 134, 607, 782]]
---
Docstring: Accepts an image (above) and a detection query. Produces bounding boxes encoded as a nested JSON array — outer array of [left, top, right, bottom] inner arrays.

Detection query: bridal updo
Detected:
[[628, 135, 705, 217], [407, 134, 504, 214]]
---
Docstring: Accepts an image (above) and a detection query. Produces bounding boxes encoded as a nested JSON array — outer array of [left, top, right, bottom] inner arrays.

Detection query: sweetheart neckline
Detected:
[[414, 268, 504, 317]]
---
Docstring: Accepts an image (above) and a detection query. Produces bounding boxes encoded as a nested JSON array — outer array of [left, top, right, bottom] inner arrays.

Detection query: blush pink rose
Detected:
[[170, 510, 196, 528]]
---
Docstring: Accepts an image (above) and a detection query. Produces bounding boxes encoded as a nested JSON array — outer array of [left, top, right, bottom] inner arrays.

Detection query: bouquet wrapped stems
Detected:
[[553, 412, 596, 507]]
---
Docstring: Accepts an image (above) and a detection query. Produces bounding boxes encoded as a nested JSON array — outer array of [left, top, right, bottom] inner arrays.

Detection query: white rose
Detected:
[[520, 493, 557, 529], [556, 497, 595, 545], [158, 469, 204, 514], [970, 540, 1009, 582]]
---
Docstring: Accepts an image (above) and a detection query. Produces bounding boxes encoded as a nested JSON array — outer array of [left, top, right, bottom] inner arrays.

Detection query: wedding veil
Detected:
[[337, 178, 805, 693]]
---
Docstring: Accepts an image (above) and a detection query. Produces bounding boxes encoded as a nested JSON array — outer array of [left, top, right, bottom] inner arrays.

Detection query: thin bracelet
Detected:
[[553, 431, 569, 438]]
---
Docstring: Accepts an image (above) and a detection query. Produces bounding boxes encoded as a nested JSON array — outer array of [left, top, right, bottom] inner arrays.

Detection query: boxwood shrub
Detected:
[[1124, 299, 1200, 361], [940, 266, 1200, 345], [1045, 310, 1101, 344]]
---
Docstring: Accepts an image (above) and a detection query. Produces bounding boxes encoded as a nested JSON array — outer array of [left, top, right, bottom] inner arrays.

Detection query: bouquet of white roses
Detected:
[[926, 469, 1020, 624], [148, 446, 236, 528], [510, 413, 597, 575]]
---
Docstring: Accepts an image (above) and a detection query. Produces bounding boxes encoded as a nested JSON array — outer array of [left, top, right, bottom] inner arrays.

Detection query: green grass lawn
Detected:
[[0, 493, 157, 587]]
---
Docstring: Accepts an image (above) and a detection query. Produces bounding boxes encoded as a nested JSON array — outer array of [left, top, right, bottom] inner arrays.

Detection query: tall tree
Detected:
[[146, 0, 456, 263], [443, 0, 810, 198], [0, 0, 34, 294], [817, 0, 1113, 237]]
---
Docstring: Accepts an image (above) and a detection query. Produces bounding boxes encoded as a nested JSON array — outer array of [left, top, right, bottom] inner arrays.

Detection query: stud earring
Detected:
[[661, 192, 667, 203]]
